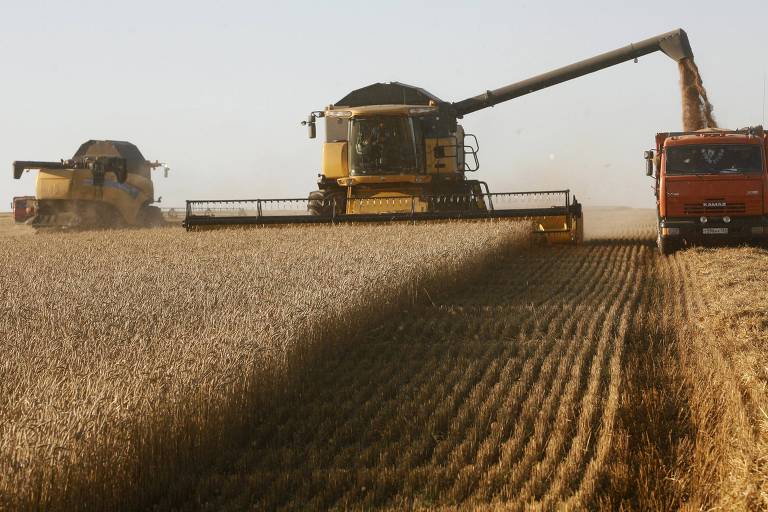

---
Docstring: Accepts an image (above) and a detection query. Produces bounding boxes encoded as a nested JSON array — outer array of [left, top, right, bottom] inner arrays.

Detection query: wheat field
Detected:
[[2, 210, 768, 510]]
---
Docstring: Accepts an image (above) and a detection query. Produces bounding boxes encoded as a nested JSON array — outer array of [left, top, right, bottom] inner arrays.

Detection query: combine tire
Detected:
[[657, 233, 678, 255], [307, 191, 326, 216], [138, 205, 166, 227], [308, 190, 345, 216]]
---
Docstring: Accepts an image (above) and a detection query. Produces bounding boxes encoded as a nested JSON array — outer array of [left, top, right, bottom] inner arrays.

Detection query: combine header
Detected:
[[185, 29, 694, 242], [186, 190, 582, 241]]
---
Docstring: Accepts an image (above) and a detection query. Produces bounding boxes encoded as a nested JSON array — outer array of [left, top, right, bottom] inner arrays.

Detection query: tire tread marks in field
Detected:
[[599, 249, 699, 510], [174, 242, 675, 511]]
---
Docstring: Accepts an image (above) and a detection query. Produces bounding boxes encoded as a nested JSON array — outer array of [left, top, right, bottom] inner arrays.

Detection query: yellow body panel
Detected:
[[531, 215, 583, 244], [425, 137, 459, 175], [35, 169, 154, 225], [322, 142, 349, 179], [337, 174, 432, 186], [346, 188, 429, 214]]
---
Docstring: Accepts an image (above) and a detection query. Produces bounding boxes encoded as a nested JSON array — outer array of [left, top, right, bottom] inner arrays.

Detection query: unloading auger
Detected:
[[184, 29, 694, 242]]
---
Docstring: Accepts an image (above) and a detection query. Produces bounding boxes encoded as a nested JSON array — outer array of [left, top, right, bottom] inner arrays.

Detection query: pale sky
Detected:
[[2, 0, 766, 209]]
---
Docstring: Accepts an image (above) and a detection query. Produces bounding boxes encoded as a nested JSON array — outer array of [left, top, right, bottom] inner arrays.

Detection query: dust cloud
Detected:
[[679, 58, 717, 131]]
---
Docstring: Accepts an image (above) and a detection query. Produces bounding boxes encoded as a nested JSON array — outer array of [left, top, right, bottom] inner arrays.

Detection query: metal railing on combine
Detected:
[[184, 190, 577, 230]]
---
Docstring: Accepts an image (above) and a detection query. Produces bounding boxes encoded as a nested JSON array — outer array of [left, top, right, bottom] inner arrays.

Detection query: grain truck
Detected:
[[646, 126, 768, 254]]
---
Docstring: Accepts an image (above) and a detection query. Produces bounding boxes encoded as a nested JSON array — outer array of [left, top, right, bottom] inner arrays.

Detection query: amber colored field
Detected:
[[670, 246, 768, 509], [2, 208, 768, 510], [0, 220, 527, 511]]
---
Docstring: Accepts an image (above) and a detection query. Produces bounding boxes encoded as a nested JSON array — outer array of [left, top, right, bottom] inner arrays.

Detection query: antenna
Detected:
[[763, 71, 766, 126]]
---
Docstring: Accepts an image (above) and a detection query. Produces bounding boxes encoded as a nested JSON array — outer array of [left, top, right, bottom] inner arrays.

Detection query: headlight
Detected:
[[723, 216, 731, 223], [326, 110, 352, 118], [700, 216, 708, 224], [409, 107, 437, 114], [662, 227, 680, 235]]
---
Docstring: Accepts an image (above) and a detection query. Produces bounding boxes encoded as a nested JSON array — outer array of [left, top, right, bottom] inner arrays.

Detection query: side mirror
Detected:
[[12, 162, 25, 179], [644, 150, 654, 176], [302, 114, 317, 139]]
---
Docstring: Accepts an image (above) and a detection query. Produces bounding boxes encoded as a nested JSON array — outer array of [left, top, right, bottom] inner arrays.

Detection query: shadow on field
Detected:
[[583, 238, 655, 248], [598, 271, 696, 510], [156, 245, 537, 510], [153, 242, 694, 511]]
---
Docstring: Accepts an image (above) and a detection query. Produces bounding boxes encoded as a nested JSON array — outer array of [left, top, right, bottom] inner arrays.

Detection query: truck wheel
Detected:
[[657, 234, 678, 255]]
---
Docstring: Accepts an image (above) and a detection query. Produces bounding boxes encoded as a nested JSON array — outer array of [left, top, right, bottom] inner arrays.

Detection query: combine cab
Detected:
[[185, 29, 694, 242], [13, 140, 169, 228]]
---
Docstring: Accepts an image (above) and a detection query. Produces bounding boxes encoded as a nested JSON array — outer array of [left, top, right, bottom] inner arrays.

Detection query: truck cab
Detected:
[[646, 126, 767, 254]]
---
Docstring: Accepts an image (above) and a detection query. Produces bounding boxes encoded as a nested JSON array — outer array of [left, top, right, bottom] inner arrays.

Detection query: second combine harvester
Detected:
[[184, 29, 695, 242]]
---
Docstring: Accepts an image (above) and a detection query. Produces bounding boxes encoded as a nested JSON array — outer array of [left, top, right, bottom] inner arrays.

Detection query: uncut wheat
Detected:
[[0, 221, 528, 511]]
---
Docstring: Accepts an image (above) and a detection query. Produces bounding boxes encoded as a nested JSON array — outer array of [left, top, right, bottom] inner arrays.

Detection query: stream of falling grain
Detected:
[[679, 58, 717, 131]]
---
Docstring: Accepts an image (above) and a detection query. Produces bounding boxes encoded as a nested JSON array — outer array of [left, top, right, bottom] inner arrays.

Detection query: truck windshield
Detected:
[[349, 116, 420, 175], [666, 144, 763, 175]]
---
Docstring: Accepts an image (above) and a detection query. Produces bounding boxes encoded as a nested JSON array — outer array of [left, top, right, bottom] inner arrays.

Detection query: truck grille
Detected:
[[683, 201, 746, 215]]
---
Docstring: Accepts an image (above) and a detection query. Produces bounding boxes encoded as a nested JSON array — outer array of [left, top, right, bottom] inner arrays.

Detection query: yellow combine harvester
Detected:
[[184, 29, 694, 242], [13, 140, 168, 228]]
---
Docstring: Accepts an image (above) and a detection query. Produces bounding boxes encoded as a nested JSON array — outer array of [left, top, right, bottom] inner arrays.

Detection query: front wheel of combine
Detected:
[[308, 190, 345, 216], [307, 191, 326, 216], [137, 205, 166, 227]]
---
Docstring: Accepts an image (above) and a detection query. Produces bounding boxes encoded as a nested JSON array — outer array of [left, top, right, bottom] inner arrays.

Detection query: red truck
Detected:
[[646, 126, 767, 254], [12, 196, 36, 223]]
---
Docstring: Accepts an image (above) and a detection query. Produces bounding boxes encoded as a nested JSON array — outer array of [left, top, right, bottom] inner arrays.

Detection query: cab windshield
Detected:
[[666, 144, 763, 175], [349, 116, 420, 175]]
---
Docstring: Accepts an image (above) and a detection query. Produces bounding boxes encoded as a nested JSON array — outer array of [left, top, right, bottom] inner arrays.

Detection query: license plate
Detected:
[[703, 227, 728, 234]]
